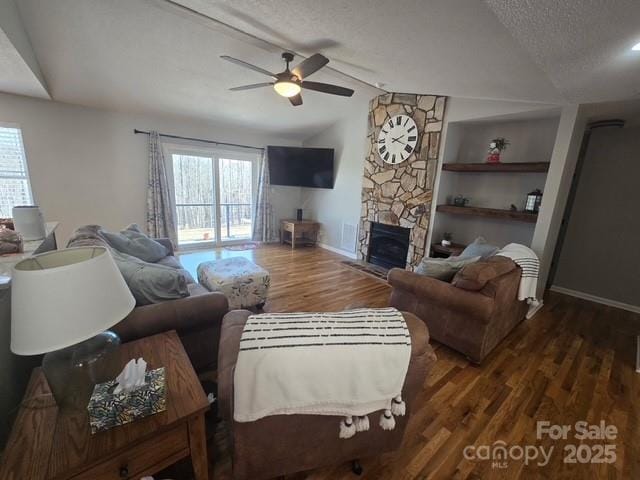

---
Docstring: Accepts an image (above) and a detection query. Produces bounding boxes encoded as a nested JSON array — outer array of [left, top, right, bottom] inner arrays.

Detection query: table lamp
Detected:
[[10, 246, 135, 409]]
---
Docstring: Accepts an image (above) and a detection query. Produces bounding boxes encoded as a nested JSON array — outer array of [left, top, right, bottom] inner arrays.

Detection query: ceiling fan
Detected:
[[221, 52, 354, 106]]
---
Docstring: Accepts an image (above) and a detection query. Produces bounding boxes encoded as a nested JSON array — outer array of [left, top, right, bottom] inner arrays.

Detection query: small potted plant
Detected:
[[441, 232, 453, 247], [487, 137, 509, 163]]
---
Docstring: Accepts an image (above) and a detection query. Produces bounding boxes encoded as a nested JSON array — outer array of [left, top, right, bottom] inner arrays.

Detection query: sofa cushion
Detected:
[[102, 225, 168, 263], [459, 237, 499, 260], [452, 256, 517, 291], [111, 250, 189, 305], [415, 255, 480, 282]]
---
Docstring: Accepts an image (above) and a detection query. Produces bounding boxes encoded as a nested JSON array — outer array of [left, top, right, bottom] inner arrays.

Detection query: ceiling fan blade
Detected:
[[292, 53, 329, 79], [289, 94, 303, 106], [301, 81, 354, 97], [229, 82, 274, 91], [220, 55, 276, 78]]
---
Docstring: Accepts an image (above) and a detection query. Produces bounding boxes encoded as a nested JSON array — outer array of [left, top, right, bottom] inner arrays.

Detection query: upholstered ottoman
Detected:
[[197, 257, 270, 309]]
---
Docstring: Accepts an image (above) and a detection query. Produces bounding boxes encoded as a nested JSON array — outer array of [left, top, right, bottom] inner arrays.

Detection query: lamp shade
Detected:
[[11, 247, 135, 355]]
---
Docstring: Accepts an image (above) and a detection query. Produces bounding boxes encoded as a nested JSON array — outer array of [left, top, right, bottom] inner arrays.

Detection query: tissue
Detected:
[[113, 357, 147, 394]]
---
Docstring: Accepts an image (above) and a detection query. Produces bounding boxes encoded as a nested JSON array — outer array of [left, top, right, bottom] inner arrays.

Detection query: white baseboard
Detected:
[[550, 285, 640, 314], [317, 242, 358, 260], [526, 300, 544, 319]]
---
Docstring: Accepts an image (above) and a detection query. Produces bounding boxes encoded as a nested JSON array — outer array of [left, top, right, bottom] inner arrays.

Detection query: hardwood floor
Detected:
[[177, 244, 640, 479]]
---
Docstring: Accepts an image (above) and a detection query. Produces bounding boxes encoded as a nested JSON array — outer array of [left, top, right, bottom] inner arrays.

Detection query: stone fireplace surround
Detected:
[[358, 93, 447, 270]]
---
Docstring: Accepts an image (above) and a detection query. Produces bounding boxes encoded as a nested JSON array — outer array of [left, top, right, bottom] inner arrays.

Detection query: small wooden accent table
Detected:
[[0, 331, 210, 480], [280, 219, 320, 249], [430, 242, 466, 258]]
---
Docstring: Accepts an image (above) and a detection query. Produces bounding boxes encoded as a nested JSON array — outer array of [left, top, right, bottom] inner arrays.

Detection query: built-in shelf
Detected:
[[441, 162, 550, 173], [436, 205, 538, 223]]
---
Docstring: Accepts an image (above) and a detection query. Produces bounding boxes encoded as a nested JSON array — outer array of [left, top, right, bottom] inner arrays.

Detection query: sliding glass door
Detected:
[[170, 147, 256, 247], [218, 157, 254, 242]]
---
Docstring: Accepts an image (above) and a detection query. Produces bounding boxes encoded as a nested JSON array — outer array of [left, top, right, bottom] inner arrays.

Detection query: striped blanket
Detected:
[[496, 243, 540, 303], [233, 307, 412, 438]]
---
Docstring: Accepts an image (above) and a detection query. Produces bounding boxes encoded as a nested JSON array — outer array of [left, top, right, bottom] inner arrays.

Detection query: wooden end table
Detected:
[[280, 219, 320, 249], [430, 242, 466, 258], [0, 331, 210, 480]]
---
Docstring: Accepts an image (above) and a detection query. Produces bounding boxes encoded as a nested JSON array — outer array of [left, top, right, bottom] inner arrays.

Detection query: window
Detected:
[[0, 125, 33, 218], [168, 145, 257, 247]]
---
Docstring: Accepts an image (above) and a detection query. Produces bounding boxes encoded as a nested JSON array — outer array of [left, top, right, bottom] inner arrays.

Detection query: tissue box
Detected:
[[87, 367, 167, 434]]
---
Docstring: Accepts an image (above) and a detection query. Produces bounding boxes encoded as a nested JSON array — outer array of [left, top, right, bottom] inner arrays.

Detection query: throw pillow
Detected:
[[459, 237, 499, 260], [102, 226, 168, 263], [452, 256, 517, 291], [415, 255, 481, 282], [111, 250, 189, 305]]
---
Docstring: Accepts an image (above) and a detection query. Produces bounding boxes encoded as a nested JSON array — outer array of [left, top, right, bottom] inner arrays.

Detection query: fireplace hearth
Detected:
[[366, 222, 410, 269]]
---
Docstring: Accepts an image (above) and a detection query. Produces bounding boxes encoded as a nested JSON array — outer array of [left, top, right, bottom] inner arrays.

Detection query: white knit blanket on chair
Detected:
[[496, 243, 540, 304], [233, 307, 412, 438]]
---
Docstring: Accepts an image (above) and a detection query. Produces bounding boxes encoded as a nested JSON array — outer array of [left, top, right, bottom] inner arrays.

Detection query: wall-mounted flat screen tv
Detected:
[[267, 146, 334, 189]]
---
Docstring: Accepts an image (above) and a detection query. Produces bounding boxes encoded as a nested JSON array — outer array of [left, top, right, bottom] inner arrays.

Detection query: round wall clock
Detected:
[[377, 114, 418, 164]]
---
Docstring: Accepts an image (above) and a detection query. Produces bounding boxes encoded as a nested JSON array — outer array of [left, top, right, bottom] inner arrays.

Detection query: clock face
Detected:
[[377, 114, 418, 164]]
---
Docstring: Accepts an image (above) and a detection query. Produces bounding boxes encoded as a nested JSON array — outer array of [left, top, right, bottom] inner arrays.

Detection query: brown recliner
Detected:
[[388, 256, 528, 364], [218, 310, 437, 480]]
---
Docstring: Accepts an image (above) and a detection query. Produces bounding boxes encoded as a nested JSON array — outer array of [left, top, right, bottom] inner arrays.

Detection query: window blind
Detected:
[[0, 126, 33, 218]]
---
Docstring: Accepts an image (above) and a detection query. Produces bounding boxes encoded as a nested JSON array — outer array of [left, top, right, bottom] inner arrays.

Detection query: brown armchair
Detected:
[[388, 256, 527, 363]]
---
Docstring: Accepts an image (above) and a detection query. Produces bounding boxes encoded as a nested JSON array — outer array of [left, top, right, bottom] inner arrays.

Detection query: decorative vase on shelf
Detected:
[[487, 147, 501, 164], [486, 137, 509, 164]]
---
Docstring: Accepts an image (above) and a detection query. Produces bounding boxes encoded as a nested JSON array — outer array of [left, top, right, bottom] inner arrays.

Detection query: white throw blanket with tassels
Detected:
[[233, 307, 412, 438], [496, 243, 540, 304]]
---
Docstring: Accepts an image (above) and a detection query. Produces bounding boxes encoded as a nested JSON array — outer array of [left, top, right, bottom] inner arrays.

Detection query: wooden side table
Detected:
[[0, 331, 210, 480], [430, 242, 466, 258], [280, 219, 320, 249]]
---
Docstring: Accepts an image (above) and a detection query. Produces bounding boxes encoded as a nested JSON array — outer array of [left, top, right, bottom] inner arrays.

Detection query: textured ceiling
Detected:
[[485, 0, 640, 103], [0, 29, 48, 99], [5, 0, 640, 139], [14, 0, 379, 140], [0, 0, 49, 99], [175, 0, 564, 104]]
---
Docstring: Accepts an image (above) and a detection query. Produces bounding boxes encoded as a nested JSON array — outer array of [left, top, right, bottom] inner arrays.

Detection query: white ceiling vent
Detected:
[[341, 222, 358, 252]]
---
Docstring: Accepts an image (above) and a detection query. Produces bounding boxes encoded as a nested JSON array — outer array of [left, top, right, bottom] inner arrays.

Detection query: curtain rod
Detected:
[[133, 129, 264, 152]]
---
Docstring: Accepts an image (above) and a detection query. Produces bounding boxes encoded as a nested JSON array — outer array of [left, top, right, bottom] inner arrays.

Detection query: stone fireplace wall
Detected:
[[358, 93, 447, 269]]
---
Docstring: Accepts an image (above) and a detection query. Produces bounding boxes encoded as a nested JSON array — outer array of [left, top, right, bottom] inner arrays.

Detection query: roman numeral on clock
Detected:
[[384, 152, 390, 161], [378, 138, 385, 144], [396, 116, 402, 126], [405, 145, 413, 153], [388, 120, 394, 129], [404, 117, 409, 126], [408, 136, 416, 142], [392, 154, 396, 163], [379, 145, 386, 154], [408, 125, 415, 133]]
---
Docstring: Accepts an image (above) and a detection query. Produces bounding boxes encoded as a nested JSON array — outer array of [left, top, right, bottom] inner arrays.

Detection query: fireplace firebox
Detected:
[[367, 222, 411, 269]]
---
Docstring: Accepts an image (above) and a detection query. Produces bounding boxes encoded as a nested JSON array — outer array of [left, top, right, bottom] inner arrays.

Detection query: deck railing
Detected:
[[175, 202, 251, 239]]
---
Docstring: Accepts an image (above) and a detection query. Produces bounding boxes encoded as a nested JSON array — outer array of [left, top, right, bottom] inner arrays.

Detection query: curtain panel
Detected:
[[252, 150, 278, 243], [146, 131, 178, 246]]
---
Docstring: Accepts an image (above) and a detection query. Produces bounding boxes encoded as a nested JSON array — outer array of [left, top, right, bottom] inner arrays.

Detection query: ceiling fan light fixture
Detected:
[[274, 80, 301, 98]]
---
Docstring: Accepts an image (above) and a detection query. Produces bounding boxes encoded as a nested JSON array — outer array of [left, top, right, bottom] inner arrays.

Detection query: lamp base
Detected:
[[42, 331, 121, 411]]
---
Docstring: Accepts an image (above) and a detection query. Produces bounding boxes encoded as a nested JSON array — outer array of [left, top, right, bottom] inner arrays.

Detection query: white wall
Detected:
[[552, 126, 640, 307], [0, 92, 301, 244], [530, 105, 587, 297], [301, 106, 369, 254], [432, 117, 559, 247]]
